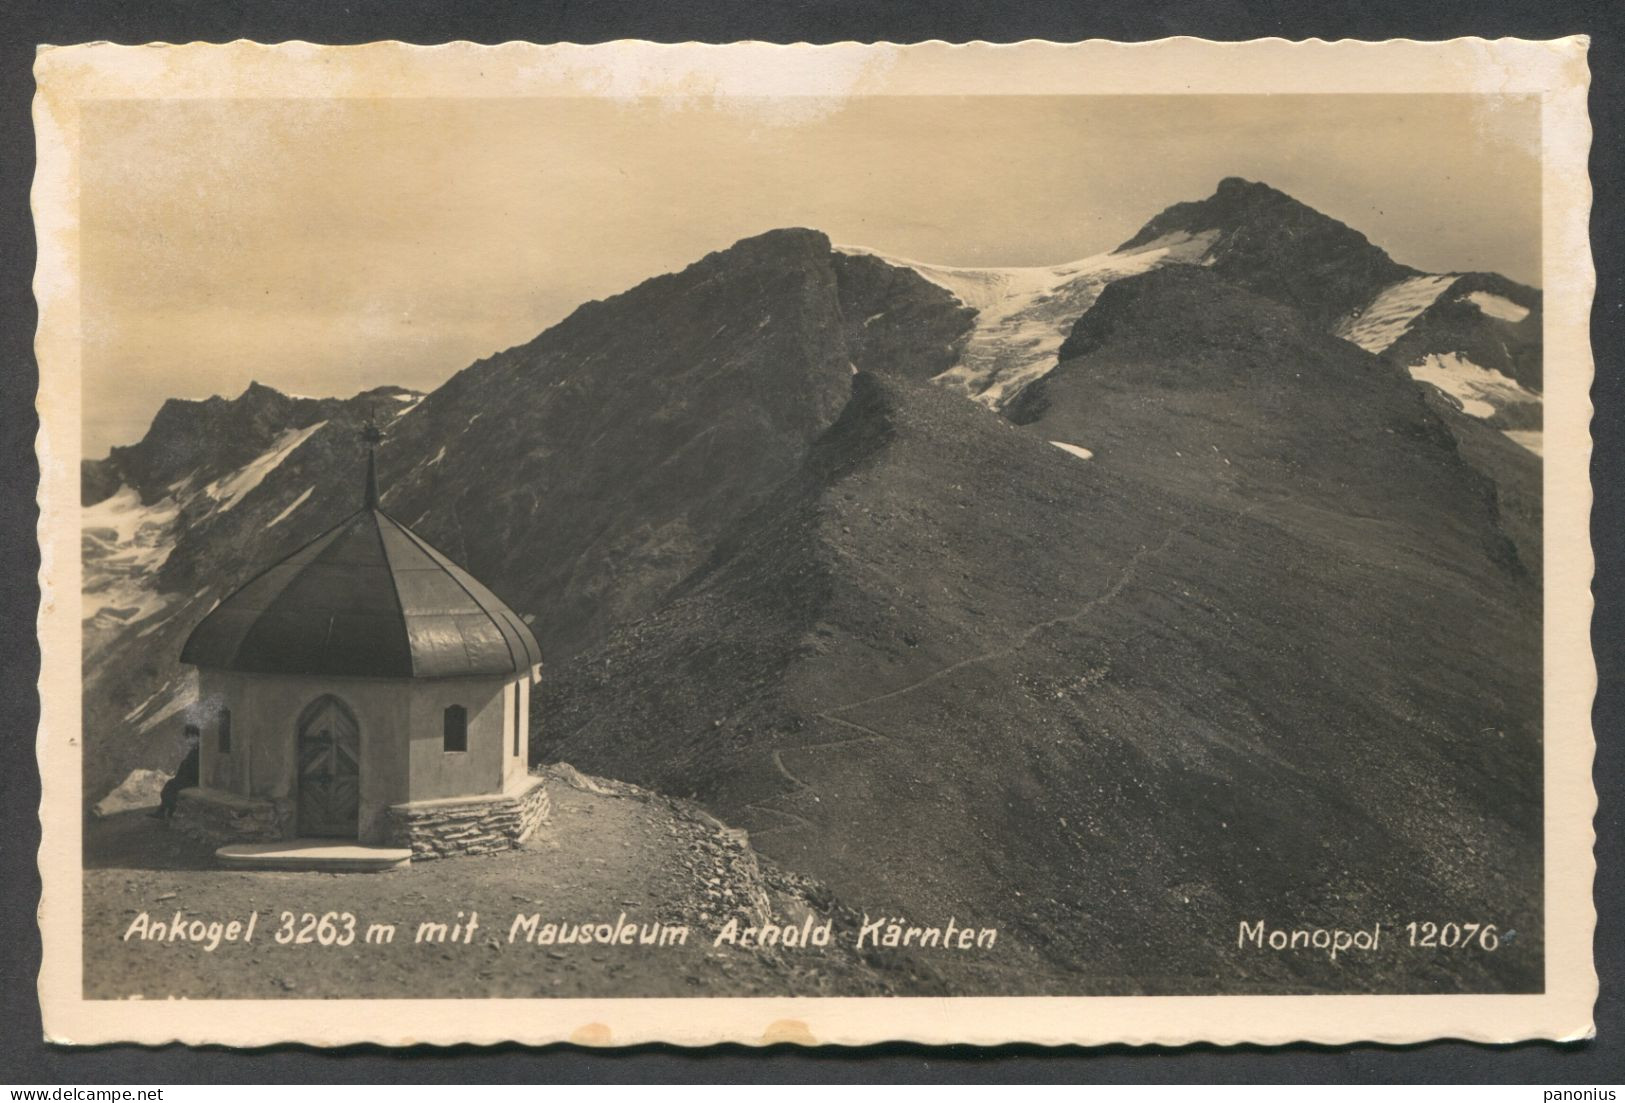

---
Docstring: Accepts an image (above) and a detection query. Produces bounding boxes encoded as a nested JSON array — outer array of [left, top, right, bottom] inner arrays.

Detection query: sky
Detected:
[[80, 93, 1541, 457]]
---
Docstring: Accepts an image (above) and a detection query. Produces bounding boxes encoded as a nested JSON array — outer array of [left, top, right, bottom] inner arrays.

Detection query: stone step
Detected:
[[215, 839, 412, 873]]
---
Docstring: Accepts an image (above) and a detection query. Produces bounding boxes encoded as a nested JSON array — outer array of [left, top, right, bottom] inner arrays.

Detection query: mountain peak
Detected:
[[86, 382, 412, 508], [1116, 177, 1417, 326], [698, 226, 833, 270], [1215, 174, 1284, 197], [1120, 177, 1352, 252], [240, 380, 284, 399]]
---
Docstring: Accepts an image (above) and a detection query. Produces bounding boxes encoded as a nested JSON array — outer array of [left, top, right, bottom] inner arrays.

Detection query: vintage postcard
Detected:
[[34, 38, 1596, 1047]]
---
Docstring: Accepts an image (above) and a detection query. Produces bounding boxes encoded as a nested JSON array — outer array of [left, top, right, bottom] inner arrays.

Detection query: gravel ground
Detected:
[[82, 768, 935, 1000]]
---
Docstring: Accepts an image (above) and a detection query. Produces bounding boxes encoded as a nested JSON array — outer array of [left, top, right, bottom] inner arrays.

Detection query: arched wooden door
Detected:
[[296, 695, 360, 838]]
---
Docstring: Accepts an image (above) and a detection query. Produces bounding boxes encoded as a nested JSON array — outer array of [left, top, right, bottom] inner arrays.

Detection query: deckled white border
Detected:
[[34, 37, 1597, 1048]]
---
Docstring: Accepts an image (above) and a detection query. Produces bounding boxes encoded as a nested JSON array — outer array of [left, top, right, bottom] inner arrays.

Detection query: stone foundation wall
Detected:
[[171, 786, 293, 846], [385, 776, 550, 860], [516, 776, 550, 842]]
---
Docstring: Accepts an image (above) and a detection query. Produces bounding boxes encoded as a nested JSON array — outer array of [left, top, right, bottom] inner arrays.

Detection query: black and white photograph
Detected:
[[32, 38, 1597, 1048]]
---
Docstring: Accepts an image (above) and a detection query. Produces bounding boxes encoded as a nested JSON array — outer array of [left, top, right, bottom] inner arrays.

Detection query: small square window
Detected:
[[443, 704, 468, 752]]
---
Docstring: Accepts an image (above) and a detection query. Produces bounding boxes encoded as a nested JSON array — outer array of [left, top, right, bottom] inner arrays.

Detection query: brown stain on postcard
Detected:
[[569, 1022, 613, 1046], [761, 1019, 818, 1046]]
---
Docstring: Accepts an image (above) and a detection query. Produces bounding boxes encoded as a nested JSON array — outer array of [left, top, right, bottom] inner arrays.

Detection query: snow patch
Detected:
[[1408, 352, 1539, 421], [81, 486, 181, 628], [123, 684, 170, 724], [82, 485, 179, 547], [427, 445, 448, 466], [268, 487, 314, 527], [1504, 429, 1543, 457], [135, 609, 177, 638], [1341, 280, 1543, 451], [835, 230, 1219, 407], [93, 768, 171, 817], [203, 421, 326, 512], [1335, 275, 1457, 354], [1465, 291, 1531, 323], [1049, 441, 1094, 461], [138, 674, 198, 735]]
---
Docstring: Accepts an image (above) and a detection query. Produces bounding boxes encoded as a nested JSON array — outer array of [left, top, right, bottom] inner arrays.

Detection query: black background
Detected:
[[1, 0, 1620, 1084]]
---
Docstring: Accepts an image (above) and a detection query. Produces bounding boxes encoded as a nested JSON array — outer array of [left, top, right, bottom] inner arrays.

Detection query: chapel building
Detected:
[[173, 442, 548, 859]]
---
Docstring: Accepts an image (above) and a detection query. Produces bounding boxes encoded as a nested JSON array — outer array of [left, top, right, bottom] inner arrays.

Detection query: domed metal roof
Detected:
[[181, 451, 541, 679]]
